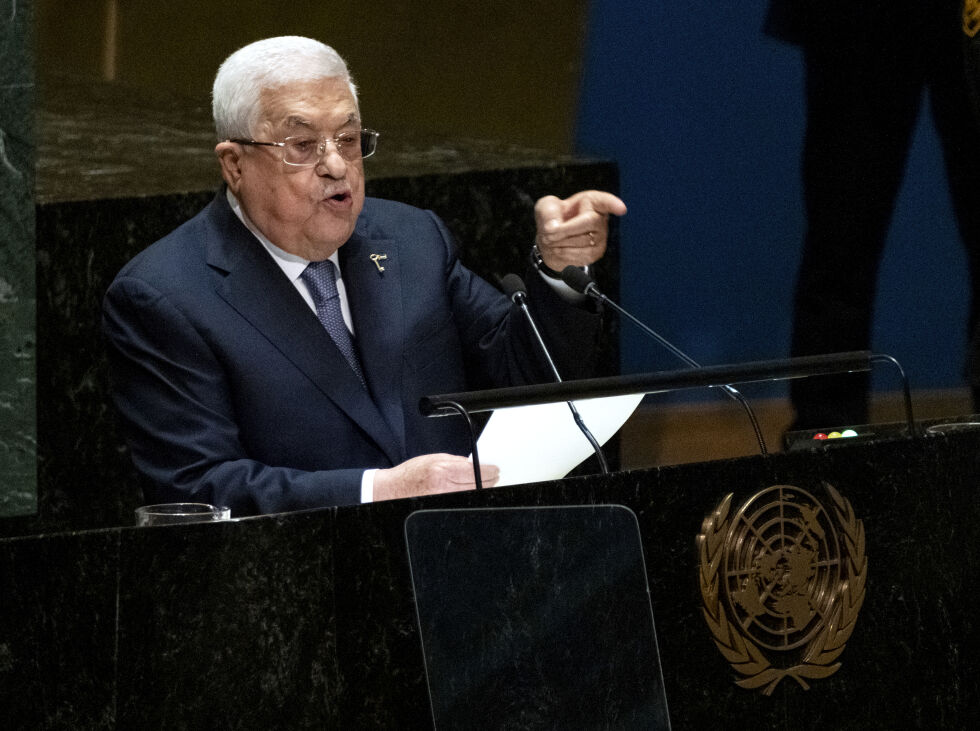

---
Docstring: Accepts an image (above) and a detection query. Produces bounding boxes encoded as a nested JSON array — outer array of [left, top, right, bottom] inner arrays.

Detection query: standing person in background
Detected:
[[766, 0, 980, 429]]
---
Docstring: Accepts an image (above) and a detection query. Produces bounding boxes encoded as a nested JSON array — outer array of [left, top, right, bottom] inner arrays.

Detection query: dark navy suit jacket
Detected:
[[103, 191, 600, 515]]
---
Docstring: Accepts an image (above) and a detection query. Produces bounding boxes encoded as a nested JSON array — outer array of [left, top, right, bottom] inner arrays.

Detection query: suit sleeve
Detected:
[[103, 276, 363, 516], [430, 211, 603, 388]]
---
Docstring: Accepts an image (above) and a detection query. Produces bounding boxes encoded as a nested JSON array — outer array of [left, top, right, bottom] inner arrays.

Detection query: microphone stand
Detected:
[[503, 274, 610, 475], [436, 401, 485, 490], [561, 266, 769, 455], [421, 352, 918, 486]]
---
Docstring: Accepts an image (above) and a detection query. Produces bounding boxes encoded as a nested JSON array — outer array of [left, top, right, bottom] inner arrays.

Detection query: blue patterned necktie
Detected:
[[301, 259, 366, 386]]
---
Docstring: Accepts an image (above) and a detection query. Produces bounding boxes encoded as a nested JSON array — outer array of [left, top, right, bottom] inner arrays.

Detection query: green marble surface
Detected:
[[0, 0, 36, 517], [36, 73, 599, 204]]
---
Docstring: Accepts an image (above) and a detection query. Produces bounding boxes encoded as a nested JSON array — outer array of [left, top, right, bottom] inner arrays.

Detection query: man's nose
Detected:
[[315, 139, 348, 177]]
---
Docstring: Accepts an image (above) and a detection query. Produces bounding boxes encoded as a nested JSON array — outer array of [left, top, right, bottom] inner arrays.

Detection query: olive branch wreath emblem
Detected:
[[964, 0, 980, 38], [697, 483, 867, 695]]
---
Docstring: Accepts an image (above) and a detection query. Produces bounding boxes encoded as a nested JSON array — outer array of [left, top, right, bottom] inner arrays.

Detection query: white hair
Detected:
[[212, 36, 358, 141]]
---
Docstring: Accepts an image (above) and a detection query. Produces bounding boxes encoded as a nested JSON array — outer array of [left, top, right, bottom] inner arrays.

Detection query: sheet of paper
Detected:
[[475, 393, 644, 487]]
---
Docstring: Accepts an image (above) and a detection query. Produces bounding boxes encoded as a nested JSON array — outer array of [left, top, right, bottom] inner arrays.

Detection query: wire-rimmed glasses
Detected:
[[230, 128, 379, 166]]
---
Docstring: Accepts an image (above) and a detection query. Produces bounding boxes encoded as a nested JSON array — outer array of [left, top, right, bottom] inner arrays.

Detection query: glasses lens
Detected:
[[360, 129, 378, 159], [281, 130, 378, 165], [331, 131, 360, 160], [283, 136, 318, 165]]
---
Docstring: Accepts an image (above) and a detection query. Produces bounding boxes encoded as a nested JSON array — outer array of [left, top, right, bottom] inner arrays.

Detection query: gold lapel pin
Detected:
[[369, 253, 388, 272]]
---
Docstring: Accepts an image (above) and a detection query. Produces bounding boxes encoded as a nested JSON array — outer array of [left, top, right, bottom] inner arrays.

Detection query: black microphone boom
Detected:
[[562, 266, 769, 455], [501, 274, 562, 379], [502, 273, 609, 474]]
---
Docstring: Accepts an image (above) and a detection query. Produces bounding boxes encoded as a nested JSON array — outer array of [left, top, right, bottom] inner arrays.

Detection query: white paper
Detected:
[[475, 393, 644, 487]]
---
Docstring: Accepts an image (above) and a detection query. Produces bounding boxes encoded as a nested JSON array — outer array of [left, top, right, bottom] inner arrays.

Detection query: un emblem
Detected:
[[965, 0, 980, 38], [697, 484, 867, 694]]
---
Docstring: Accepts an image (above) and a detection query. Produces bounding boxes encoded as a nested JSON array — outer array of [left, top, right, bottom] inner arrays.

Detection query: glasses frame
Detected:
[[230, 128, 379, 166]]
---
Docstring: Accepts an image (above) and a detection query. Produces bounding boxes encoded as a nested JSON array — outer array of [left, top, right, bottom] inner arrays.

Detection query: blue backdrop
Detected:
[[576, 1, 969, 397]]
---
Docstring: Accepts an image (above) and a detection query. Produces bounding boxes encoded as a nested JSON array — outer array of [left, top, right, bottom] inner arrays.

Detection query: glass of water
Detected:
[[135, 503, 231, 526]]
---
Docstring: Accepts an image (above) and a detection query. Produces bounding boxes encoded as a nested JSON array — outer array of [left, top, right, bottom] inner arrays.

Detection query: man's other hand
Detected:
[[373, 453, 499, 501]]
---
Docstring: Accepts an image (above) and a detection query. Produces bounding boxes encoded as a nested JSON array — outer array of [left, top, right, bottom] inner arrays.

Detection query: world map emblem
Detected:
[[697, 483, 868, 694]]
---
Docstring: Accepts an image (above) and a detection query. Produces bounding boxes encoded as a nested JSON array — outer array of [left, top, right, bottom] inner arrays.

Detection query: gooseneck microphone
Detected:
[[501, 273, 609, 474], [561, 266, 769, 455]]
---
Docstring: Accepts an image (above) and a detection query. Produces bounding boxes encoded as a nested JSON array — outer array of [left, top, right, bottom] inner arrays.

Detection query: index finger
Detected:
[[571, 190, 628, 217], [535, 191, 627, 233]]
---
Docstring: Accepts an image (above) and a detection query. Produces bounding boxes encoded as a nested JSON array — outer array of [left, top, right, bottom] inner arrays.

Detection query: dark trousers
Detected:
[[789, 4, 980, 428]]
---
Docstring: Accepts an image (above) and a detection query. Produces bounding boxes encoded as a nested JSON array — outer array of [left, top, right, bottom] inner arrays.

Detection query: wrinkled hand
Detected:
[[534, 190, 627, 272], [373, 453, 499, 501]]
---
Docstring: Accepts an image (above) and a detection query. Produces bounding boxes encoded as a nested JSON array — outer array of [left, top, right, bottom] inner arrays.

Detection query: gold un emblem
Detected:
[[697, 483, 867, 695]]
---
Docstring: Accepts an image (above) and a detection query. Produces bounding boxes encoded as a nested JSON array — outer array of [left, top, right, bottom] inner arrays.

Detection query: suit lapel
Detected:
[[340, 231, 407, 454], [202, 194, 403, 465]]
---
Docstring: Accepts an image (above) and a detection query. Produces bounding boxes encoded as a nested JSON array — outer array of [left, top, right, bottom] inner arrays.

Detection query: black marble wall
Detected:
[[0, 0, 36, 517], [1, 431, 978, 728]]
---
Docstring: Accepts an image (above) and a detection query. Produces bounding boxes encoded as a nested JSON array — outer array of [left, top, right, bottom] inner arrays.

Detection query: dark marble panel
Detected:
[[328, 498, 433, 727], [0, 529, 119, 728], [114, 510, 341, 729], [0, 0, 36, 517], [1, 433, 979, 728]]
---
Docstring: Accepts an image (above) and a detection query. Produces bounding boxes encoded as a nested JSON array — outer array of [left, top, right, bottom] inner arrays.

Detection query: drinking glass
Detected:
[[135, 503, 231, 526]]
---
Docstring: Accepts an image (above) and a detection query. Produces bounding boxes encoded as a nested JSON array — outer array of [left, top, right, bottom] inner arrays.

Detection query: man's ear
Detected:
[[215, 141, 244, 193]]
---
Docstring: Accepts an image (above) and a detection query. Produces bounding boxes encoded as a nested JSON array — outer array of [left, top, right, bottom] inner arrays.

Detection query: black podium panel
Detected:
[[406, 505, 669, 729], [3, 430, 980, 728]]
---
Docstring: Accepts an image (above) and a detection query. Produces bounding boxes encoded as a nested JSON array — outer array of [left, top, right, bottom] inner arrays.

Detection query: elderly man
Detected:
[[103, 36, 626, 516]]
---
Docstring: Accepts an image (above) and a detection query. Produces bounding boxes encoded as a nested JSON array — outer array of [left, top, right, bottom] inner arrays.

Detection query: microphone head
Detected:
[[561, 265, 597, 295], [500, 273, 528, 303]]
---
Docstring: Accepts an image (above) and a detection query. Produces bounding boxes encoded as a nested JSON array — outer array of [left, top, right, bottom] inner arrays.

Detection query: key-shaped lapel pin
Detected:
[[369, 253, 388, 272]]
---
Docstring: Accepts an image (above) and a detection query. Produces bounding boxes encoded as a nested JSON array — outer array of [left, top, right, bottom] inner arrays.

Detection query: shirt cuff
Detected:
[[360, 469, 377, 503], [536, 268, 588, 303]]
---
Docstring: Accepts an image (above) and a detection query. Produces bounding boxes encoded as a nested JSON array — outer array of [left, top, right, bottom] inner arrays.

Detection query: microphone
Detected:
[[501, 273, 609, 474], [562, 266, 769, 455]]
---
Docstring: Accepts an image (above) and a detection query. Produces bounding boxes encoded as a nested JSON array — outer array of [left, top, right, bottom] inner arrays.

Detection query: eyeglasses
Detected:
[[230, 128, 379, 165]]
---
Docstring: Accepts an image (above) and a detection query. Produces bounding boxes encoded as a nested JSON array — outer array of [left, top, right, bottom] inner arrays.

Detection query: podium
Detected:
[[2, 353, 980, 727]]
